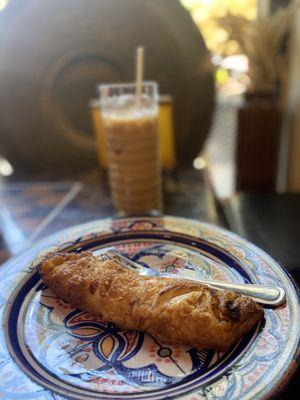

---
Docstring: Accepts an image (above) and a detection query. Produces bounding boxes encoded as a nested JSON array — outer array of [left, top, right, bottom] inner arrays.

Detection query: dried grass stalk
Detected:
[[217, 3, 297, 92]]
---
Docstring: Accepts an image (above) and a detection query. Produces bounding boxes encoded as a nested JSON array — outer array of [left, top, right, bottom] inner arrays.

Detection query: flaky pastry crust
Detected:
[[40, 251, 264, 351]]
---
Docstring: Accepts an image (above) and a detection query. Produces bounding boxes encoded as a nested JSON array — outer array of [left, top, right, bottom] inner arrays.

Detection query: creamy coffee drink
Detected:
[[101, 93, 161, 214]]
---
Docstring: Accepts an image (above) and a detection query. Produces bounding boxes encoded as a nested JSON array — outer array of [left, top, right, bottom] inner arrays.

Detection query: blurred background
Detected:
[[0, 0, 299, 195], [0, 0, 300, 284]]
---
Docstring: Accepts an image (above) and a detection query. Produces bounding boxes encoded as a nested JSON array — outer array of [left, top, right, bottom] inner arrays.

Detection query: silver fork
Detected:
[[98, 248, 286, 306]]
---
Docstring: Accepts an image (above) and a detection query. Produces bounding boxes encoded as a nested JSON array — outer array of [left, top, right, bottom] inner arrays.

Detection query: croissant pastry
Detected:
[[40, 251, 264, 351]]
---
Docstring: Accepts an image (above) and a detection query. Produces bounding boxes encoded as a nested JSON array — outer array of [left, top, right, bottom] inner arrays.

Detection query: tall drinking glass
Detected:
[[99, 82, 162, 215]]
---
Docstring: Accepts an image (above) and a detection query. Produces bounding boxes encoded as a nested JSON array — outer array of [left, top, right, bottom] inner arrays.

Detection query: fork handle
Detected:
[[101, 249, 286, 306], [162, 274, 286, 306]]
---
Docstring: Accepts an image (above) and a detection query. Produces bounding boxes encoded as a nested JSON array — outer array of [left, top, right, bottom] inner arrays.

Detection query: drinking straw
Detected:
[[135, 46, 144, 107]]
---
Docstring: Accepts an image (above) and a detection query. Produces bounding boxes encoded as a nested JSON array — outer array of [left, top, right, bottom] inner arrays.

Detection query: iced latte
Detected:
[[100, 82, 161, 214]]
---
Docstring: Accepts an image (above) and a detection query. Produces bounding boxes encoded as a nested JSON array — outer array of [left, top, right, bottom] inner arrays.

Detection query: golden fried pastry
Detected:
[[40, 251, 264, 351]]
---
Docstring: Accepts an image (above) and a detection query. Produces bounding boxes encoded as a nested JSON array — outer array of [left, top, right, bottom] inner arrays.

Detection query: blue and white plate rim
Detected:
[[0, 215, 299, 400]]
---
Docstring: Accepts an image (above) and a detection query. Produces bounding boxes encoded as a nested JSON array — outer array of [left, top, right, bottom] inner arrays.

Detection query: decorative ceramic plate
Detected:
[[0, 216, 299, 400]]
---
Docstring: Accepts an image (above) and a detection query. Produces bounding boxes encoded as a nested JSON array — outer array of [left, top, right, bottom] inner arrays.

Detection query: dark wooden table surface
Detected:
[[221, 192, 300, 286]]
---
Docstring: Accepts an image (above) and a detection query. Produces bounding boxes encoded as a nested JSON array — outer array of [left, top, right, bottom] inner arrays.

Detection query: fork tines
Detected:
[[97, 249, 139, 272]]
